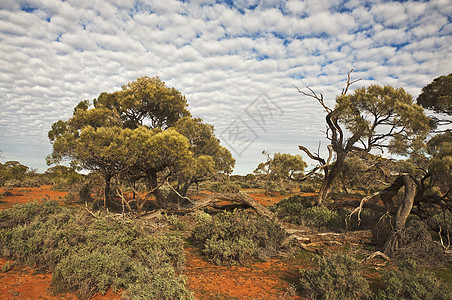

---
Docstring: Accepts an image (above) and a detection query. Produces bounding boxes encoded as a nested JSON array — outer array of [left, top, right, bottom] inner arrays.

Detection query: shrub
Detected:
[[299, 253, 371, 300], [299, 182, 317, 193], [273, 195, 343, 230], [373, 259, 452, 300], [208, 181, 241, 193], [191, 210, 287, 265], [0, 201, 193, 299]]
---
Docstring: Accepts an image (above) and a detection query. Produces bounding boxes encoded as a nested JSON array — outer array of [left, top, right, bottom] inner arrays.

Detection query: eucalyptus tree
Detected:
[[48, 76, 234, 208], [297, 73, 430, 207]]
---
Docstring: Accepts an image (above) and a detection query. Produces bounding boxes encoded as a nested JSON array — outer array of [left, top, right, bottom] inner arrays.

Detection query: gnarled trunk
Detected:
[[315, 152, 347, 206], [380, 174, 416, 231]]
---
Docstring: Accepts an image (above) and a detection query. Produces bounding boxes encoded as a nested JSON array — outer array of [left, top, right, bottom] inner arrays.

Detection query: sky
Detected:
[[0, 0, 451, 175]]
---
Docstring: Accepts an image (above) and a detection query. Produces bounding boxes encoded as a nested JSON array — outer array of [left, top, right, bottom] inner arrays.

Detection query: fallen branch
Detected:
[[169, 192, 275, 220], [345, 191, 382, 228], [361, 251, 390, 263]]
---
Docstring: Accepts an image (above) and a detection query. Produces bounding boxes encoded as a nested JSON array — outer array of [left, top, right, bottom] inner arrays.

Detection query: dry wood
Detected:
[[361, 251, 390, 263], [168, 192, 276, 220]]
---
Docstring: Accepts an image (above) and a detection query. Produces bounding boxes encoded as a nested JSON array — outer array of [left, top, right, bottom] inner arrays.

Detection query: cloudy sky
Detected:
[[0, 0, 451, 175]]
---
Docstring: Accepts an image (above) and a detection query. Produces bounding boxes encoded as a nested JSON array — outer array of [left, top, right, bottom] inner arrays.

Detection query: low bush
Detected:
[[299, 253, 371, 300], [191, 210, 287, 265], [373, 259, 452, 300], [273, 195, 343, 230], [208, 181, 241, 193], [0, 201, 193, 299], [299, 182, 317, 193]]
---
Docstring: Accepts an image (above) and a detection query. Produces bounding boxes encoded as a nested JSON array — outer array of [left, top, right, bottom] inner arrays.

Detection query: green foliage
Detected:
[[335, 85, 430, 156], [48, 77, 235, 209], [273, 195, 343, 230], [299, 182, 317, 193], [0, 201, 192, 299], [0, 161, 49, 188], [254, 152, 307, 181], [417, 73, 452, 115], [374, 259, 452, 300], [191, 210, 287, 265], [299, 253, 371, 300]]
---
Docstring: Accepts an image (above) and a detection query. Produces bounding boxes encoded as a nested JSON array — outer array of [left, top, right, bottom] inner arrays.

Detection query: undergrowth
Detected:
[[374, 259, 452, 300], [273, 195, 344, 230], [0, 200, 193, 299], [298, 253, 452, 300], [191, 210, 287, 265], [299, 253, 371, 300]]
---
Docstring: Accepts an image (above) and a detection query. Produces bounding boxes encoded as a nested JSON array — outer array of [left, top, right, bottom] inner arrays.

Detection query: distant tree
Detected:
[[0, 161, 30, 187], [254, 151, 307, 181], [297, 72, 430, 206]]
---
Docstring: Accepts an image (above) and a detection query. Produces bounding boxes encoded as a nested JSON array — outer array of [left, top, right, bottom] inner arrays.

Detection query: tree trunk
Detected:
[[104, 174, 112, 209], [380, 174, 416, 231], [147, 171, 165, 205], [316, 153, 347, 206]]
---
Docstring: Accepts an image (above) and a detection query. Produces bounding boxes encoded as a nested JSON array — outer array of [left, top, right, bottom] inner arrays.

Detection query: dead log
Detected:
[[168, 192, 276, 220]]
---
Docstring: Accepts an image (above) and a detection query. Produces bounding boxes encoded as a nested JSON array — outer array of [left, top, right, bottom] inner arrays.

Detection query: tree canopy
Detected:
[[48, 76, 234, 208], [417, 73, 452, 115], [254, 152, 307, 181]]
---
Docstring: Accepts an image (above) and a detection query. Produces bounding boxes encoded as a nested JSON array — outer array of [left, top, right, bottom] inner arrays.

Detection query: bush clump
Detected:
[[273, 195, 343, 230], [374, 259, 452, 300], [0, 201, 193, 299], [208, 181, 241, 193], [191, 210, 287, 265], [299, 253, 371, 300]]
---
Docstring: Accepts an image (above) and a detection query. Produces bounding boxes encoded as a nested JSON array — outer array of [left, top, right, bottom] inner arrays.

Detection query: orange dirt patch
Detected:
[[0, 185, 67, 209], [184, 247, 301, 299]]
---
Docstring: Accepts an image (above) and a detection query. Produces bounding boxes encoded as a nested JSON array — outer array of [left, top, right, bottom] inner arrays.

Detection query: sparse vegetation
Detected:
[[374, 259, 452, 300], [273, 195, 343, 230], [0, 201, 193, 299]]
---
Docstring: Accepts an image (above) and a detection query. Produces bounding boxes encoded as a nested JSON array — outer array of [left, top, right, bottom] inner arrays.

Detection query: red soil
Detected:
[[0, 185, 67, 209], [184, 247, 302, 299]]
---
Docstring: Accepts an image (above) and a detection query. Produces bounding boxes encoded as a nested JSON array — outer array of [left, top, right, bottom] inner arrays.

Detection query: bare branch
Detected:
[[346, 191, 382, 228], [163, 179, 196, 204], [294, 84, 332, 113], [341, 69, 362, 96]]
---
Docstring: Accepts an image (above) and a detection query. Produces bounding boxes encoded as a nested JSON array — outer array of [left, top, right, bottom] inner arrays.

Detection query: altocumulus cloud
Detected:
[[0, 0, 451, 174]]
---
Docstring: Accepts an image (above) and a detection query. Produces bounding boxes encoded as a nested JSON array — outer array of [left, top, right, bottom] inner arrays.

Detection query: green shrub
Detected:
[[299, 253, 371, 300], [0, 201, 193, 299], [299, 182, 317, 193], [191, 210, 287, 265], [208, 181, 241, 193], [373, 259, 452, 300], [273, 195, 343, 230]]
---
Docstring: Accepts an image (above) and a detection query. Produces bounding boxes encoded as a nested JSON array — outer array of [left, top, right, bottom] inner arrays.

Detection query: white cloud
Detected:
[[0, 0, 451, 174]]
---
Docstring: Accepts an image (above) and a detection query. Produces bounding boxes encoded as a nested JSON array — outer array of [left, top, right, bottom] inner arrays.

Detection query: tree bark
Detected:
[[316, 152, 347, 205], [380, 174, 416, 231], [171, 192, 275, 220], [104, 173, 112, 208]]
